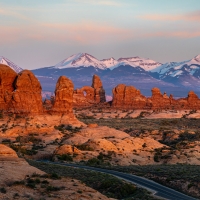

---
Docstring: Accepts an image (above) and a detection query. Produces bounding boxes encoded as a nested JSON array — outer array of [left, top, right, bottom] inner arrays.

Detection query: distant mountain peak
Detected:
[[192, 54, 200, 63], [101, 57, 116, 61], [0, 56, 23, 73], [116, 56, 162, 71], [52, 53, 162, 71], [54, 53, 107, 70]]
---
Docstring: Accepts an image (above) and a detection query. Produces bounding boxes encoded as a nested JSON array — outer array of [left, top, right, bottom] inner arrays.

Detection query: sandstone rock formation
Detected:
[[73, 74, 106, 107], [112, 84, 200, 110], [112, 84, 147, 108], [0, 64, 17, 110], [92, 74, 106, 103], [10, 70, 43, 114], [62, 126, 165, 165], [52, 76, 74, 115], [148, 87, 171, 109]]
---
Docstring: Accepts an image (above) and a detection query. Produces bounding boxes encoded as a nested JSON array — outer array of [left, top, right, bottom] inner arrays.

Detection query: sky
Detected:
[[0, 0, 200, 69]]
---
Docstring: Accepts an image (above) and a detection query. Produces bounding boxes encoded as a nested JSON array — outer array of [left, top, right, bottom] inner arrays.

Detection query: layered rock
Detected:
[[112, 84, 147, 108], [0, 64, 17, 110], [112, 84, 200, 110], [73, 74, 106, 107], [148, 87, 171, 109], [10, 70, 43, 114]]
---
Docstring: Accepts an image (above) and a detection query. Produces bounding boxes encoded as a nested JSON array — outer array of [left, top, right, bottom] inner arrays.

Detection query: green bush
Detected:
[[0, 187, 6, 194], [50, 173, 61, 180], [75, 144, 94, 151], [57, 154, 73, 161]]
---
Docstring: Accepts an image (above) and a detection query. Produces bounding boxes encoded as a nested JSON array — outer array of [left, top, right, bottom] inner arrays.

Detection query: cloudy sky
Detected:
[[0, 0, 200, 69]]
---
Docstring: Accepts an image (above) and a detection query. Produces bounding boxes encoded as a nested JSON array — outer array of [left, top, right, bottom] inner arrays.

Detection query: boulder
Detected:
[[55, 144, 81, 155]]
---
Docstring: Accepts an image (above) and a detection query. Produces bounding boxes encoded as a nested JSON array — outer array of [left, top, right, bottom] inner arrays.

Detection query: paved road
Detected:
[[38, 161, 197, 200]]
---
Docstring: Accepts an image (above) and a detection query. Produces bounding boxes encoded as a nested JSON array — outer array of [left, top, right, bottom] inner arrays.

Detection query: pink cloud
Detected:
[[140, 10, 200, 22], [142, 31, 200, 38], [1, 20, 200, 46], [0, 21, 132, 45]]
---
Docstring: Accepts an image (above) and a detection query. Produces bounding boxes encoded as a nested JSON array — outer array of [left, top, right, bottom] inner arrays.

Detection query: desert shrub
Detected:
[[2, 139, 11, 143], [87, 158, 101, 165], [41, 180, 49, 184], [26, 179, 36, 188], [57, 154, 73, 161], [0, 187, 6, 193], [46, 185, 62, 191], [75, 144, 94, 151], [0, 111, 3, 119], [50, 173, 61, 180]]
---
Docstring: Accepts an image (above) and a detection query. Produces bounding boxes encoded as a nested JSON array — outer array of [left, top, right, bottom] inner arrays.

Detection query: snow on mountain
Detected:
[[101, 57, 118, 68], [0, 56, 23, 73], [52, 53, 161, 71], [151, 55, 200, 79], [116, 56, 162, 71], [54, 53, 107, 70]]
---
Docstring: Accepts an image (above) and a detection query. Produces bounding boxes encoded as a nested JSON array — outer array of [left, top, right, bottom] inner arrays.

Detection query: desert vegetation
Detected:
[[28, 160, 161, 200]]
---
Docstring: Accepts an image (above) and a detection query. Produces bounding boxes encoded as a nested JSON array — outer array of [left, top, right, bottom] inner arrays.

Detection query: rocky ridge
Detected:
[[112, 84, 200, 110]]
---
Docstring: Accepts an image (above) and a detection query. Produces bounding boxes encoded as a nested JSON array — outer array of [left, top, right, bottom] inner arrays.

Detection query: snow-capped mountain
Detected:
[[0, 56, 23, 73], [101, 57, 118, 68], [32, 53, 200, 98], [51, 53, 161, 71], [54, 53, 107, 70], [116, 57, 162, 71], [151, 55, 200, 79]]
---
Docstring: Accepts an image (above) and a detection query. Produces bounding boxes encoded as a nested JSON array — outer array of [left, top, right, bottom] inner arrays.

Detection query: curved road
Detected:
[[38, 161, 197, 200]]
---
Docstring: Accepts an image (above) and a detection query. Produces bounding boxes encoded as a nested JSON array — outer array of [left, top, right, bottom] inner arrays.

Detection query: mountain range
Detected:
[[1, 53, 200, 98]]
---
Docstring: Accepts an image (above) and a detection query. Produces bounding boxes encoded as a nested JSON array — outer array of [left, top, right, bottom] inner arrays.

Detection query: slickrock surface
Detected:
[[61, 126, 165, 165], [0, 144, 43, 184], [0, 177, 113, 200], [0, 144, 112, 200]]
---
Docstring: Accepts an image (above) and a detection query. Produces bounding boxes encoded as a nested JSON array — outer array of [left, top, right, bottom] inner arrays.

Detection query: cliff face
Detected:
[[0, 64, 17, 110], [112, 84, 146, 108], [112, 84, 200, 110], [10, 70, 43, 114], [73, 74, 106, 107]]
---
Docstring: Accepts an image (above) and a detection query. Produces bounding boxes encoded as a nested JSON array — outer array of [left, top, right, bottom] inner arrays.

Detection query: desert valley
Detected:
[[1, 1, 200, 199]]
